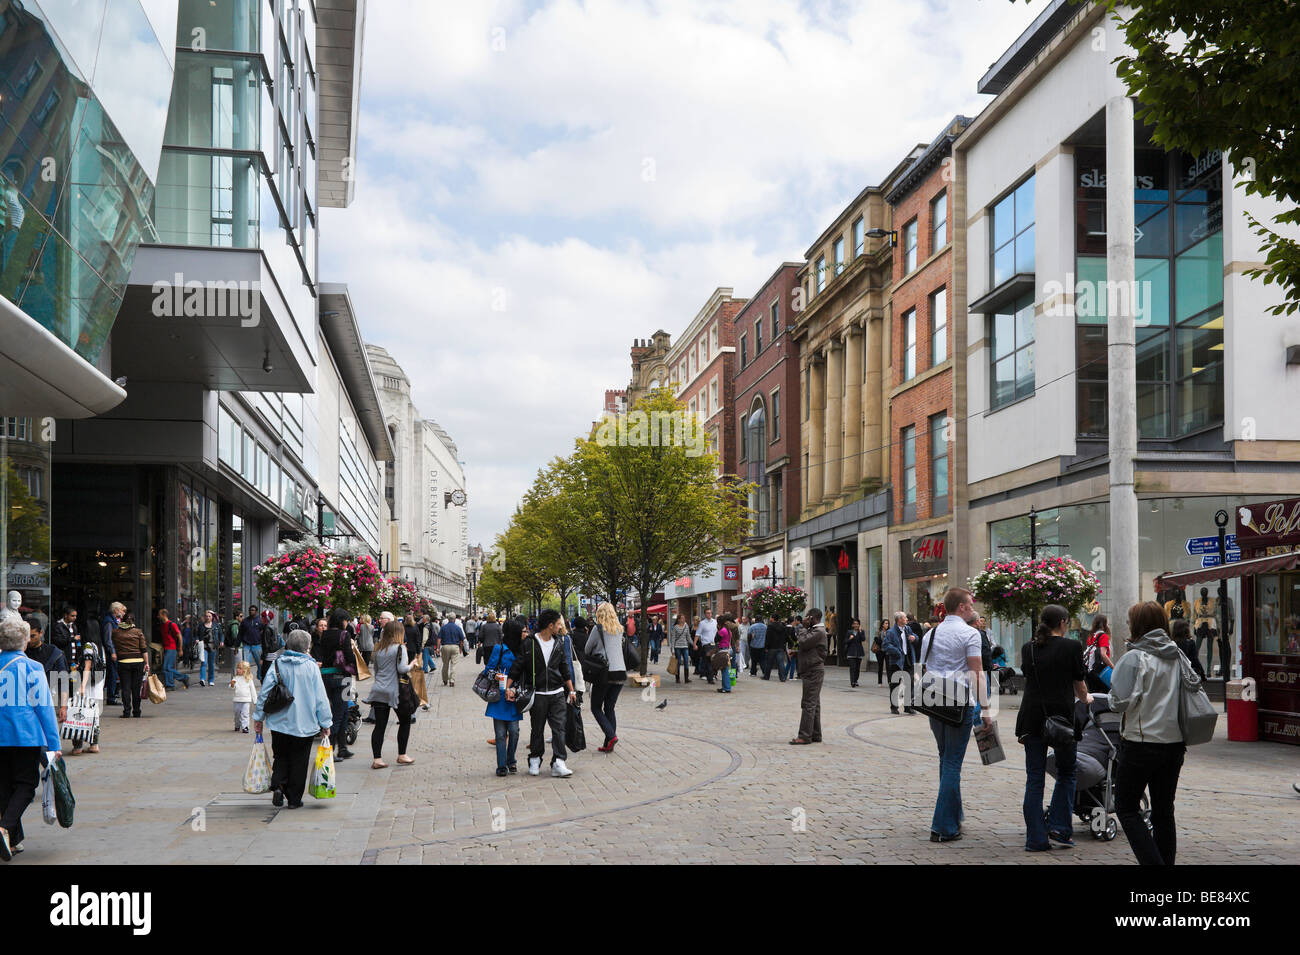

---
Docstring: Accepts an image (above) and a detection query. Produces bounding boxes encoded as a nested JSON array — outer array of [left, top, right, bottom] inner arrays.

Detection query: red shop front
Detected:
[[1159, 497, 1300, 745]]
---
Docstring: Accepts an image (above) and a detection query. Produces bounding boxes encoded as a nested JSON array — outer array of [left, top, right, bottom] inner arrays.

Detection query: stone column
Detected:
[[842, 323, 863, 492], [823, 340, 843, 502], [862, 316, 883, 482], [807, 357, 825, 509]]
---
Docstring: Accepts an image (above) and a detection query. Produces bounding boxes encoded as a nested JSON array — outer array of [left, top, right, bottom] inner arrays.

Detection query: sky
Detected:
[[319, 0, 1053, 549]]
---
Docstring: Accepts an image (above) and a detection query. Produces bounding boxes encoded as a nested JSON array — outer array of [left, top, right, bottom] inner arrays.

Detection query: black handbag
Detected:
[[582, 626, 609, 683], [622, 636, 640, 672], [565, 700, 586, 752], [397, 653, 420, 718], [262, 659, 294, 715], [914, 629, 971, 726], [1030, 641, 1076, 747]]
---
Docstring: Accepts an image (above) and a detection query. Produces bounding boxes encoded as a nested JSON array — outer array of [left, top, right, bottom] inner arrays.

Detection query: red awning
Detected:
[[1155, 550, 1300, 589], [645, 603, 668, 614]]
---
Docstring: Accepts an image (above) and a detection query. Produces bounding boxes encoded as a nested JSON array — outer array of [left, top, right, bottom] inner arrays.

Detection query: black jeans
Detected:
[[369, 702, 411, 759], [0, 746, 41, 846], [875, 654, 885, 684], [270, 732, 317, 806], [118, 662, 145, 717], [1114, 739, 1185, 865], [590, 680, 623, 742], [848, 658, 862, 686], [323, 674, 348, 747], [765, 647, 786, 681], [748, 644, 763, 675], [528, 692, 568, 763]]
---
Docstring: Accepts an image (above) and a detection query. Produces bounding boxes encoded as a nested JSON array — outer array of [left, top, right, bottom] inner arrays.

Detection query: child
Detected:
[[230, 660, 256, 733]]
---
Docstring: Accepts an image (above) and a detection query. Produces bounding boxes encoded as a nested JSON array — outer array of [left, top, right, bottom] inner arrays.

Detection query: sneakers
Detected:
[[507, 763, 518, 774], [527, 757, 541, 776], [551, 759, 573, 778]]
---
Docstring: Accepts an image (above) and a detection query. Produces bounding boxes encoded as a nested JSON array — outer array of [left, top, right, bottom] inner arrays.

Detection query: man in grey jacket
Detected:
[[790, 609, 828, 744]]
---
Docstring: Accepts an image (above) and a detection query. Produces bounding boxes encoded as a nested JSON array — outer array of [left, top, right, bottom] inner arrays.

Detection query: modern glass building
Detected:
[[1, 0, 177, 622]]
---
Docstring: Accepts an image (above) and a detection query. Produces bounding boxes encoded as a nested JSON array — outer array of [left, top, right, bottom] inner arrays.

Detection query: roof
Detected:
[[977, 0, 1078, 95], [318, 283, 393, 461], [884, 116, 973, 205], [315, 0, 366, 208]]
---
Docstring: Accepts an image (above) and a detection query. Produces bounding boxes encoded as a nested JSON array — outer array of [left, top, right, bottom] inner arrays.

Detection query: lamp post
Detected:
[[1215, 509, 1230, 710]]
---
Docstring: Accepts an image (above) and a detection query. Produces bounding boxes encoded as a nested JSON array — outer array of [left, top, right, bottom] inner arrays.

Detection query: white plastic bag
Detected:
[[40, 750, 60, 825], [243, 733, 273, 794]]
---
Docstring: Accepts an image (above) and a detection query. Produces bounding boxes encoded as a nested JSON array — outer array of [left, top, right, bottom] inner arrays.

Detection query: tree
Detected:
[[1020, 0, 1300, 313], [596, 389, 753, 675]]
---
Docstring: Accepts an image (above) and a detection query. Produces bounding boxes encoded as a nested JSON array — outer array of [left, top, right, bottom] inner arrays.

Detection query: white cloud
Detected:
[[323, 0, 1053, 546]]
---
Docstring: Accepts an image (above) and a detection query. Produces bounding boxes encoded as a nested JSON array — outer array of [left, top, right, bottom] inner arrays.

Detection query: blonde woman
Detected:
[[584, 602, 638, 752], [364, 619, 415, 769]]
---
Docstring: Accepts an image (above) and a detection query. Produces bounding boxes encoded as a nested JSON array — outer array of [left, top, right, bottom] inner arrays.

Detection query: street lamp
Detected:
[[865, 227, 898, 248]]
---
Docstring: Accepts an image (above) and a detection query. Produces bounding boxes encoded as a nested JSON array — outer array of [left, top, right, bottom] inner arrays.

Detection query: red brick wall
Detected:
[[889, 163, 953, 524], [679, 298, 745, 476], [733, 265, 802, 528]]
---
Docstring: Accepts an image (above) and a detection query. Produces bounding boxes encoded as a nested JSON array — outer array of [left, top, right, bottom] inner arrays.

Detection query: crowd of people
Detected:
[[0, 584, 1254, 866]]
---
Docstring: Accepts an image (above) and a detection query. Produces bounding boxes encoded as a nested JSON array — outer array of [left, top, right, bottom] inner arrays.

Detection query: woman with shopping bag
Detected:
[[252, 629, 333, 810], [0, 611, 64, 859], [66, 635, 105, 755]]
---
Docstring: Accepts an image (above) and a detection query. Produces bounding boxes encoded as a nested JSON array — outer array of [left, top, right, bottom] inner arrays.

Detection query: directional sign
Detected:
[[1200, 552, 1242, 569], [1186, 535, 1237, 556]]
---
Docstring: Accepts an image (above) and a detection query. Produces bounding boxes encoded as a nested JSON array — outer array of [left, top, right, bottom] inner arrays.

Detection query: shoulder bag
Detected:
[[262, 658, 294, 715], [474, 644, 505, 703], [512, 640, 536, 715], [396, 651, 420, 718], [1176, 651, 1218, 745], [914, 630, 971, 727], [1029, 641, 1076, 747], [583, 626, 609, 684]]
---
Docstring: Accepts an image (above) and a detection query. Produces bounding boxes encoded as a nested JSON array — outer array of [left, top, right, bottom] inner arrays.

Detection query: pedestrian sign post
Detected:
[[1199, 552, 1241, 569], [1186, 534, 1236, 556]]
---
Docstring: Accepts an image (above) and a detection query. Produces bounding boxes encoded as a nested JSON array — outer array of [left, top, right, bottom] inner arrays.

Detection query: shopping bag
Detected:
[[354, 650, 372, 682], [973, 719, 1006, 766], [409, 665, 428, 706], [40, 755, 57, 825], [727, 667, 738, 684], [146, 673, 167, 704], [565, 701, 586, 753], [243, 733, 273, 794], [666, 655, 679, 677], [308, 741, 336, 799], [40, 751, 74, 828], [60, 694, 99, 744]]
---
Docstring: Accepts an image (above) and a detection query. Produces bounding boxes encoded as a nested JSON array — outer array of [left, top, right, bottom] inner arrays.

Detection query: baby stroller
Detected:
[[1046, 694, 1152, 841], [344, 685, 361, 747]]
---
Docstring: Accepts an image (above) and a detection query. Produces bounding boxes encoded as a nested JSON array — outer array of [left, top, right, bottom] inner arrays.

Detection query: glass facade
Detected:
[[991, 174, 1035, 286], [989, 292, 1035, 408], [0, 0, 173, 362], [1074, 147, 1224, 439], [2, 417, 52, 620], [337, 416, 379, 552]]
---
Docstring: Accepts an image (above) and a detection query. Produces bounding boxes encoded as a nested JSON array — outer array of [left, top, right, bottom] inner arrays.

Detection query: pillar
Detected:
[[823, 340, 843, 501], [1107, 95, 1139, 645], [842, 323, 863, 491], [807, 357, 825, 509], [862, 317, 883, 482]]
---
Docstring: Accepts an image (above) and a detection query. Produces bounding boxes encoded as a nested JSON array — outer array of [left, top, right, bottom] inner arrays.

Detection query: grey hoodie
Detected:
[[1109, 629, 1199, 744]]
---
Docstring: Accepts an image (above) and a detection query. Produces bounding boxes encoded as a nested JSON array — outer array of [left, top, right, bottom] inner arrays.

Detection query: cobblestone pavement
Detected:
[[16, 655, 1300, 865]]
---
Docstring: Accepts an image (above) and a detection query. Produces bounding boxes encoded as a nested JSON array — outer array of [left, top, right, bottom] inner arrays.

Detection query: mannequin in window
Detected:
[[1163, 589, 1188, 625], [1192, 586, 1218, 652]]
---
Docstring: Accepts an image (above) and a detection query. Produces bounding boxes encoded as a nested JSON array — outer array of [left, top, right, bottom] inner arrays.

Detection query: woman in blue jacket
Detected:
[[486, 619, 523, 776], [253, 629, 333, 809], [0, 612, 63, 860]]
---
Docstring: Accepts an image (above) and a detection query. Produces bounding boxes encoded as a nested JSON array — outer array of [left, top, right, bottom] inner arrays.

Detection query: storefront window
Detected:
[[2, 419, 51, 621], [1255, 574, 1282, 655]]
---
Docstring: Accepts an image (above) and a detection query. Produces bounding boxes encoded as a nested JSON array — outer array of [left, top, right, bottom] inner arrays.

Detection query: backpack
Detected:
[[261, 624, 282, 656]]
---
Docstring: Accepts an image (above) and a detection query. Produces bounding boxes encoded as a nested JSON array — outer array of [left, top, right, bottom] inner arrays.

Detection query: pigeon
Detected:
[[655, 700, 668, 710]]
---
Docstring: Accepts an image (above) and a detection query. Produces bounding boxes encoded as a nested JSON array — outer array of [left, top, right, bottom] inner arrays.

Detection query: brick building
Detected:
[[734, 263, 804, 594], [884, 116, 971, 622]]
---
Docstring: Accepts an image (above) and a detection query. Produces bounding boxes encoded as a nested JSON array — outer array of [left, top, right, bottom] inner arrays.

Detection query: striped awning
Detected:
[[1155, 550, 1300, 589]]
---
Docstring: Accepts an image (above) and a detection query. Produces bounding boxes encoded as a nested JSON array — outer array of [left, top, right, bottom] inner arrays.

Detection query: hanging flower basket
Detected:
[[328, 552, 384, 617], [742, 585, 807, 621], [254, 547, 334, 618], [376, 576, 420, 619], [969, 556, 1101, 625]]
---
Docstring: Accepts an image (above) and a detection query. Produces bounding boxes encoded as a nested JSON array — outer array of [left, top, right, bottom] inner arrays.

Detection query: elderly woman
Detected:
[[0, 611, 63, 859], [253, 629, 333, 810]]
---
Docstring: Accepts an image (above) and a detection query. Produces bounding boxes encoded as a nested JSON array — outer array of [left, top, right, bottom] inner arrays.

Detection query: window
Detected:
[[710, 326, 718, 356], [710, 379, 719, 416], [901, 426, 917, 519], [680, 360, 688, 383], [382, 376, 401, 390], [771, 388, 781, 440], [689, 398, 697, 418], [2, 417, 29, 440], [689, 351, 697, 379], [990, 292, 1035, 408], [803, 370, 810, 420], [33, 89, 61, 127], [991, 175, 1035, 286], [929, 413, 949, 517], [739, 413, 748, 461], [739, 333, 747, 368], [903, 219, 918, 274], [931, 190, 948, 251], [833, 236, 845, 276], [754, 317, 763, 355], [771, 472, 783, 532], [218, 407, 234, 464], [930, 287, 948, 365], [242, 431, 255, 483], [770, 300, 780, 338], [815, 255, 826, 294], [699, 340, 707, 368], [903, 308, 917, 380], [852, 217, 865, 257]]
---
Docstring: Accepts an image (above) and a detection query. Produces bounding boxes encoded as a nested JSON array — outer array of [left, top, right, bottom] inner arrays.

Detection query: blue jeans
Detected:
[[162, 649, 188, 689], [494, 718, 520, 770], [783, 653, 798, 679], [242, 645, 262, 669], [1023, 734, 1077, 849], [202, 645, 216, 684], [674, 647, 691, 676], [422, 647, 435, 672], [928, 708, 975, 838], [104, 655, 119, 700], [720, 662, 732, 691]]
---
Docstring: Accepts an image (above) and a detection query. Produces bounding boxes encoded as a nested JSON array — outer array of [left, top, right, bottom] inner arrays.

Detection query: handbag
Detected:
[[40, 751, 74, 828], [146, 673, 167, 704], [914, 630, 971, 726], [582, 626, 609, 683], [1177, 652, 1218, 745], [474, 644, 505, 702], [397, 660, 420, 718], [565, 700, 586, 752], [262, 658, 294, 714], [1029, 641, 1076, 747], [666, 655, 679, 676]]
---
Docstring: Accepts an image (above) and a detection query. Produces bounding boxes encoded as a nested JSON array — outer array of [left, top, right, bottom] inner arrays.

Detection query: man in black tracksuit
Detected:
[[508, 609, 576, 778]]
